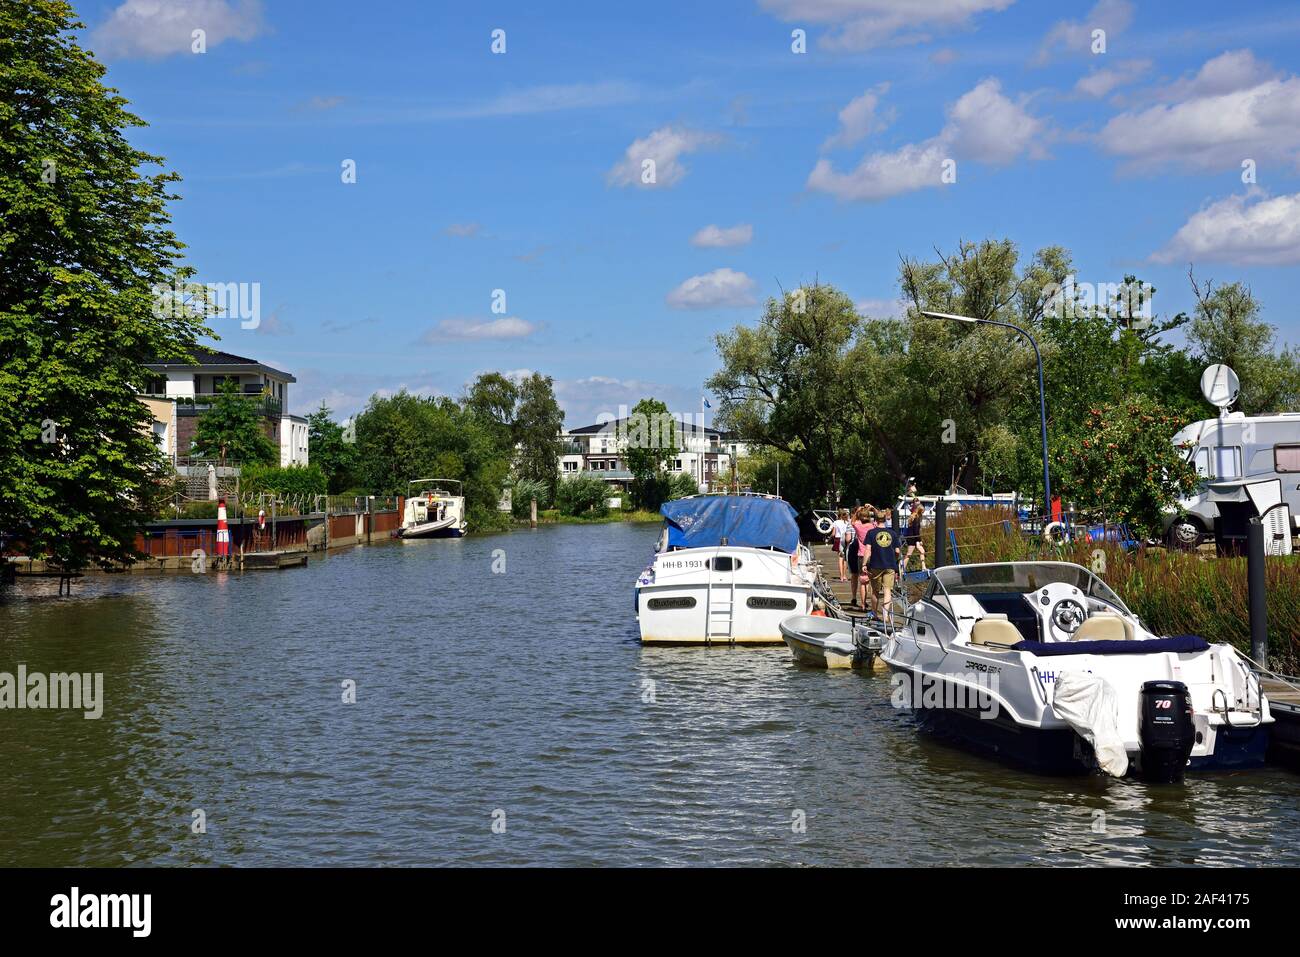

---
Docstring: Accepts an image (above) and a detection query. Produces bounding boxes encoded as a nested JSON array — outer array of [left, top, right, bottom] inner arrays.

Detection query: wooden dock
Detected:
[[1263, 679, 1300, 769], [240, 550, 308, 570]]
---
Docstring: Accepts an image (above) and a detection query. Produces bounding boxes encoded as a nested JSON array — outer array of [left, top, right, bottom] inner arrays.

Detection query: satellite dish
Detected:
[[1200, 364, 1240, 410]]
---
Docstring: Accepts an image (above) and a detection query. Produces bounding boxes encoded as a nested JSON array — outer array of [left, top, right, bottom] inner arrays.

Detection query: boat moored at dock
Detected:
[[780, 614, 884, 669], [881, 561, 1273, 780], [398, 479, 467, 538], [635, 494, 824, 645]]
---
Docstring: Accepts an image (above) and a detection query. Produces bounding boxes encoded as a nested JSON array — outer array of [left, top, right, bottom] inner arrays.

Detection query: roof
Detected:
[[566, 417, 725, 437], [660, 495, 799, 553], [145, 347, 296, 382]]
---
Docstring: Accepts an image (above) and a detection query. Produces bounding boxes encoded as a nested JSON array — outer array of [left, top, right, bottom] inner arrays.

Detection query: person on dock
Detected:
[[902, 497, 926, 573], [866, 520, 901, 624], [851, 506, 877, 609], [830, 509, 851, 582]]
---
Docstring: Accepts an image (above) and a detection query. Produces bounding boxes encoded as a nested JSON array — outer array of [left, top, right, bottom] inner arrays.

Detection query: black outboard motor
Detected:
[[1138, 680, 1196, 783]]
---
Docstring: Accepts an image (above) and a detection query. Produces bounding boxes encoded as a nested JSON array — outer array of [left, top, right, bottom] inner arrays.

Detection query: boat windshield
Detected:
[[932, 563, 1131, 614]]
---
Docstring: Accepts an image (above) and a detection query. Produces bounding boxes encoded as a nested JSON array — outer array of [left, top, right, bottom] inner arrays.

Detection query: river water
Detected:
[[2, 523, 1298, 867]]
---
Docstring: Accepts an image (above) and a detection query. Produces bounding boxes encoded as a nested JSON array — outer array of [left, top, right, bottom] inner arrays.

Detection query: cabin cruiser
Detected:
[[398, 479, 467, 538], [635, 494, 825, 645], [880, 561, 1272, 780]]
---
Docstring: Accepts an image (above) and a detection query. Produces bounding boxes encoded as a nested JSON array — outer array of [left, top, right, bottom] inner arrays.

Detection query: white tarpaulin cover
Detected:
[[1052, 671, 1129, 777]]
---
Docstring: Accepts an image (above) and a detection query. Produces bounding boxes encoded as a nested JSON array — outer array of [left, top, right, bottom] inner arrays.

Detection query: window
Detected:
[[1276, 445, 1300, 473], [562, 461, 578, 473], [1214, 446, 1242, 479], [1193, 447, 1210, 478], [709, 556, 743, 571], [672, 459, 682, 471]]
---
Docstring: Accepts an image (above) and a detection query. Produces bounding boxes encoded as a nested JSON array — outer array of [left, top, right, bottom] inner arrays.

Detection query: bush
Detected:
[[667, 473, 699, 500], [241, 464, 328, 499], [556, 474, 609, 517]]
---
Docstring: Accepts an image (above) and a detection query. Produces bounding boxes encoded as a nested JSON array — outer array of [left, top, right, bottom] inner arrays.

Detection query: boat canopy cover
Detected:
[[661, 496, 800, 553], [1012, 635, 1211, 656]]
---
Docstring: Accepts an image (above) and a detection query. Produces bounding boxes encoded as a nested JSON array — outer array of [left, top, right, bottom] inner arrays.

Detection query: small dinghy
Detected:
[[780, 615, 883, 669]]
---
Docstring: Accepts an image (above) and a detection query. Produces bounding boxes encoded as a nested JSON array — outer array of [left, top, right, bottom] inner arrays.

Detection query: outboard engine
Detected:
[[1138, 680, 1195, 783]]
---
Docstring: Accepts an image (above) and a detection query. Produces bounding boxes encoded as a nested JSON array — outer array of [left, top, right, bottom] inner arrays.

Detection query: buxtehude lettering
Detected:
[[50, 887, 151, 938]]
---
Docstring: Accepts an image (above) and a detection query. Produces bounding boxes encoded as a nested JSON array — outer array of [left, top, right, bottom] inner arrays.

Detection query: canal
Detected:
[[2, 523, 1299, 866]]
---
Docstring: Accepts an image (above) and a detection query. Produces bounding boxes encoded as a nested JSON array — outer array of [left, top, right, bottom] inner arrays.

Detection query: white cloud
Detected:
[[690, 224, 754, 248], [607, 126, 722, 189], [1154, 191, 1300, 266], [1098, 51, 1300, 171], [1035, 0, 1133, 64], [444, 222, 482, 238], [420, 317, 538, 341], [822, 83, 893, 150], [92, 0, 266, 60], [855, 297, 906, 318], [1074, 58, 1151, 97], [666, 268, 758, 309], [296, 95, 346, 112], [759, 0, 1014, 51], [808, 79, 1044, 202]]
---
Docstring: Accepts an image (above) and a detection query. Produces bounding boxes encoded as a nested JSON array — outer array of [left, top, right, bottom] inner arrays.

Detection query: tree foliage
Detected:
[[556, 474, 609, 517], [192, 379, 278, 465], [708, 238, 1295, 516], [307, 401, 357, 493], [0, 0, 211, 572]]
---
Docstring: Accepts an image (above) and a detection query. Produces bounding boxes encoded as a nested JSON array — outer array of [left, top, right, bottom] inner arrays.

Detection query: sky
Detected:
[[75, 0, 1300, 426]]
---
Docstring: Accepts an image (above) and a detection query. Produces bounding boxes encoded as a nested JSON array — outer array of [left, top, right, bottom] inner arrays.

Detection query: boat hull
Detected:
[[888, 662, 1271, 775], [399, 521, 466, 539], [636, 582, 810, 645]]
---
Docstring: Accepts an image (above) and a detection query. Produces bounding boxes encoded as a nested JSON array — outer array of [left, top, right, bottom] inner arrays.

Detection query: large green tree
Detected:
[[306, 400, 357, 493], [192, 379, 278, 465], [513, 373, 565, 489], [1185, 272, 1300, 415], [624, 396, 679, 509], [0, 1, 210, 573]]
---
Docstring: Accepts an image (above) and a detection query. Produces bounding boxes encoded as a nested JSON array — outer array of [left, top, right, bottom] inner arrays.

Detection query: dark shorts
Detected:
[[904, 533, 922, 546]]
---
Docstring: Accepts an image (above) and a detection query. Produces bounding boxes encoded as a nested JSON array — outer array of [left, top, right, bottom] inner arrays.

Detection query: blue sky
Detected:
[[78, 0, 1300, 425]]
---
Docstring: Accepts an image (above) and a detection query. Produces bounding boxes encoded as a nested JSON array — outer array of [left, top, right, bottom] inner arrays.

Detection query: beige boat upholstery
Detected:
[[1072, 612, 1133, 641], [971, 613, 1023, 649]]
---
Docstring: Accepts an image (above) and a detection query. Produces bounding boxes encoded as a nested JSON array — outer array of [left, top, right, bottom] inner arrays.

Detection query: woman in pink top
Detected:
[[850, 506, 877, 609]]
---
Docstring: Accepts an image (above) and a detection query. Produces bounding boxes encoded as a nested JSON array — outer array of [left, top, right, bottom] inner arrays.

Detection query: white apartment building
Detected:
[[558, 417, 747, 491]]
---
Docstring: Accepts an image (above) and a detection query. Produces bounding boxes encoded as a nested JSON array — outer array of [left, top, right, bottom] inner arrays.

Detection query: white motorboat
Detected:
[[398, 479, 467, 538], [635, 494, 825, 645], [779, 615, 885, 669], [880, 561, 1272, 780]]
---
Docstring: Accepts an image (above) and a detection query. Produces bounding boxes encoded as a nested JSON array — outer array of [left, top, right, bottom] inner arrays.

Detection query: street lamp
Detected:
[[921, 310, 1052, 518]]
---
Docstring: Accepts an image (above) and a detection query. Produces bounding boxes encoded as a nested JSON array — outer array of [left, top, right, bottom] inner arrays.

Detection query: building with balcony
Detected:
[[139, 348, 308, 466], [558, 417, 742, 491]]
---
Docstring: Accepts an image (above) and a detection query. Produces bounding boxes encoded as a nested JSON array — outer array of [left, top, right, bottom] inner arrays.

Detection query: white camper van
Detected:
[[1164, 412, 1300, 547]]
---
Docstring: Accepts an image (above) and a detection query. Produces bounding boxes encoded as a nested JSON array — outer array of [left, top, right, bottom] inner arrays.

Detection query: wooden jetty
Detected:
[[1263, 680, 1300, 769], [239, 550, 308, 570]]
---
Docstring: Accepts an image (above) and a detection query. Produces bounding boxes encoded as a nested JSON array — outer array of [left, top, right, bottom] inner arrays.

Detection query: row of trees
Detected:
[[708, 240, 1300, 538], [305, 372, 566, 530]]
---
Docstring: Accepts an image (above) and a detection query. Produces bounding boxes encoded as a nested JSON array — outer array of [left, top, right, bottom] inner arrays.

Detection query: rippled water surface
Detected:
[[2, 523, 1299, 866]]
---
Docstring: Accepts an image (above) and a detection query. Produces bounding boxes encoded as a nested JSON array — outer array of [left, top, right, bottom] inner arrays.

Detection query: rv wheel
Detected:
[[1166, 519, 1203, 550]]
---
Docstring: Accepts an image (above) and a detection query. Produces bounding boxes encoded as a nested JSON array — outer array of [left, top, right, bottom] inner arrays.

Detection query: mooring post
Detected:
[[1247, 516, 1268, 669], [530, 497, 537, 529], [934, 499, 948, 569]]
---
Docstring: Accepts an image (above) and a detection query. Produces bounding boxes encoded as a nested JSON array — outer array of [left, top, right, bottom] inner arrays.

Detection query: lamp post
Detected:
[[922, 310, 1052, 518]]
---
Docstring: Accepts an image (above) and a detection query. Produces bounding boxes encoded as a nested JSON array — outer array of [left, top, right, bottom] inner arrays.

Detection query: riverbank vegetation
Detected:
[[709, 240, 1300, 534], [1, 2, 212, 574]]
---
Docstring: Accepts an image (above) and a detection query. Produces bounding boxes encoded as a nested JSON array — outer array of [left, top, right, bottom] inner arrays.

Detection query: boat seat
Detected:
[[971, 614, 1022, 649], [1072, 612, 1133, 641]]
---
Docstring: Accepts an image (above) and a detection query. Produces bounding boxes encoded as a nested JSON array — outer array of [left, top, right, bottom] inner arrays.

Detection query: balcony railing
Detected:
[[143, 393, 283, 417]]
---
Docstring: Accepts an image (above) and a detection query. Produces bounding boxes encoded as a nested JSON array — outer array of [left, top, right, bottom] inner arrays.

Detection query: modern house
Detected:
[[139, 348, 308, 467], [558, 417, 743, 492]]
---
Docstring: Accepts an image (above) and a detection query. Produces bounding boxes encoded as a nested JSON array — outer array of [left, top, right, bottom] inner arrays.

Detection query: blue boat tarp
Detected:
[[661, 496, 800, 553], [1012, 635, 1211, 656]]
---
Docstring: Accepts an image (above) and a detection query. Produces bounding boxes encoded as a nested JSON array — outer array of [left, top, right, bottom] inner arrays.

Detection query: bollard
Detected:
[[934, 500, 948, 569], [530, 497, 538, 529], [1247, 517, 1268, 669]]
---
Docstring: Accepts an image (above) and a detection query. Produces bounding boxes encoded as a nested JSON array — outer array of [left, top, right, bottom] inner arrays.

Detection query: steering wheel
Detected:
[[1033, 582, 1089, 642]]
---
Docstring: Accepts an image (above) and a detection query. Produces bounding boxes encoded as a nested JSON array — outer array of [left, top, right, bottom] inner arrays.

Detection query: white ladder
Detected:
[[704, 556, 737, 643]]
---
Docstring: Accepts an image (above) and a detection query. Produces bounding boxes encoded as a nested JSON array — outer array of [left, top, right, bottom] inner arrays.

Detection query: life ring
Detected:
[[814, 516, 834, 536], [1043, 521, 1068, 544]]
